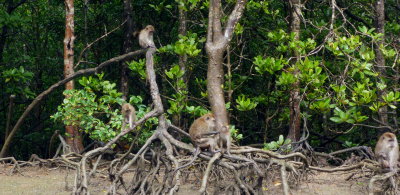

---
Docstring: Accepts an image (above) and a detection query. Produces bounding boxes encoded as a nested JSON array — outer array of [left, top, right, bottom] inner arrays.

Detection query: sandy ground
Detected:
[[0, 165, 377, 195]]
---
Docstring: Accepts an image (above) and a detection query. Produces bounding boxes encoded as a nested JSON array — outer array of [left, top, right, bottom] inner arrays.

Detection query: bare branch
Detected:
[[224, 0, 247, 42]]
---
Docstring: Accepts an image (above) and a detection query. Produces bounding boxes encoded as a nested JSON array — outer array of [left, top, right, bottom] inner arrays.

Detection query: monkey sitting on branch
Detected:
[[138, 25, 155, 49], [175, 113, 221, 172]]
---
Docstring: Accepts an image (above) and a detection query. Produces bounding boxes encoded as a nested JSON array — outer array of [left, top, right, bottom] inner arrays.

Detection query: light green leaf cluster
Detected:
[[51, 75, 156, 144], [158, 32, 205, 57], [263, 135, 292, 152], [236, 94, 258, 111], [128, 59, 146, 80], [2, 66, 35, 98]]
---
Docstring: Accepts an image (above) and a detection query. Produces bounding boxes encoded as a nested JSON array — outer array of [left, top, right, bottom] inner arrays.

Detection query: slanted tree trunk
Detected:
[[287, 0, 302, 141], [64, 0, 83, 153], [205, 0, 247, 129], [374, 0, 388, 131], [120, 0, 135, 101]]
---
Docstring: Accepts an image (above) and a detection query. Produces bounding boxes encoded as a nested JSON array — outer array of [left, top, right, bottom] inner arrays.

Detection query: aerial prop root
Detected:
[[0, 153, 80, 176], [0, 157, 21, 175], [70, 108, 159, 194], [167, 138, 311, 194], [305, 159, 396, 194], [368, 171, 398, 195]]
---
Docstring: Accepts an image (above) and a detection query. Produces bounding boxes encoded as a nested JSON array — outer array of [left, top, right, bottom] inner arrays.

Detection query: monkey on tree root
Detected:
[[174, 113, 221, 172], [138, 25, 155, 49], [218, 124, 231, 155], [375, 132, 399, 171], [375, 132, 399, 189]]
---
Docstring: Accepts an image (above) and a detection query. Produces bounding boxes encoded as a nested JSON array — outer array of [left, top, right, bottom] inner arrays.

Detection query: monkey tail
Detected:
[[174, 147, 201, 174], [132, 30, 140, 37]]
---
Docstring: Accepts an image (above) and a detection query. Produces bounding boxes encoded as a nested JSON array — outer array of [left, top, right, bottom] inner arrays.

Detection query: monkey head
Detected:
[[379, 132, 397, 149], [145, 25, 155, 33], [203, 113, 216, 130]]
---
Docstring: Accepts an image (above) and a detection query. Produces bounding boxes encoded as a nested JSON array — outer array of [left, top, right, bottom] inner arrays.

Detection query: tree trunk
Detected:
[[120, 0, 135, 101], [374, 0, 388, 131], [64, 0, 83, 153], [5, 95, 15, 141], [207, 49, 229, 126], [287, 0, 302, 141], [205, 0, 246, 129]]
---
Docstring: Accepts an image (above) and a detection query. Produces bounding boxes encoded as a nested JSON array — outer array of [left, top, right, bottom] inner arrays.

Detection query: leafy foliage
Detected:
[[52, 75, 156, 144], [264, 135, 292, 152], [2, 66, 35, 98], [159, 32, 205, 57], [236, 95, 258, 111]]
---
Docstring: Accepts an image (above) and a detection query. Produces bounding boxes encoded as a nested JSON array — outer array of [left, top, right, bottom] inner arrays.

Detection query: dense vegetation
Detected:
[[1, 0, 400, 160]]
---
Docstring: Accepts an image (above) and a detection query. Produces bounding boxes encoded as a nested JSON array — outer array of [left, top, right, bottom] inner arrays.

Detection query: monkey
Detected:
[[138, 25, 155, 49], [189, 113, 221, 153], [375, 132, 399, 189], [121, 103, 137, 130], [375, 132, 399, 171], [174, 113, 220, 172], [195, 133, 220, 153], [218, 124, 232, 155]]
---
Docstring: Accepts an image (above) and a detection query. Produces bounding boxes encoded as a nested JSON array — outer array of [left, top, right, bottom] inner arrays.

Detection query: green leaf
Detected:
[[330, 117, 342, 123]]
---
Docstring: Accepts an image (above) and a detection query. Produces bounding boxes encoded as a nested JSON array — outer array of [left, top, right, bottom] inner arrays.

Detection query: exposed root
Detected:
[[199, 152, 221, 194], [309, 160, 379, 172], [280, 162, 290, 195], [368, 171, 398, 195], [0, 157, 21, 174], [232, 147, 309, 167], [173, 147, 200, 174]]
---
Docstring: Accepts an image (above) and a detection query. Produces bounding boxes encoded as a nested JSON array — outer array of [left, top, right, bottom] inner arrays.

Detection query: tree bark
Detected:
[[64, 0, 83, 153], [287, 0, 302, 141], [374, 0, 388, 131], [120, 0, 135, 101], [205, 0, 246, 130], [5, 95, 15, 141]]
